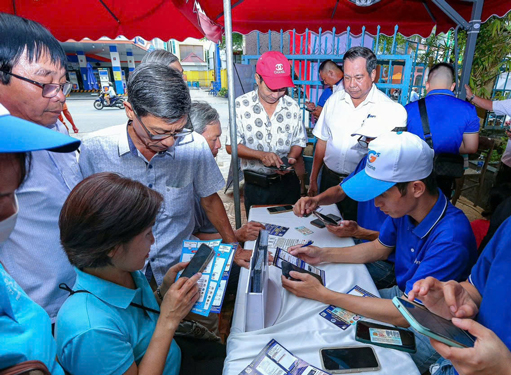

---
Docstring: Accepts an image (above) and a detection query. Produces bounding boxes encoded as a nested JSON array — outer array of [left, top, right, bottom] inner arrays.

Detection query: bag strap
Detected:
[[59, 283, 160, 315], [418, 98, 434, 149]]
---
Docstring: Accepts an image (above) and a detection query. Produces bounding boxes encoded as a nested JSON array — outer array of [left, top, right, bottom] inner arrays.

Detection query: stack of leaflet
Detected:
[[178, 239, 235, 316], [246, 230, 270, 331]]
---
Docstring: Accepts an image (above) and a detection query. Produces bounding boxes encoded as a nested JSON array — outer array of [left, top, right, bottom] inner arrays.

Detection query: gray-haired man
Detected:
[[189, 101, 265, 242], [79, 65, 251, 292]]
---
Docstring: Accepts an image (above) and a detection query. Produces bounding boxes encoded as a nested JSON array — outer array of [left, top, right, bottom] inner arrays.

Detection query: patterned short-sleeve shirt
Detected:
[[226, 89, 307, 174]]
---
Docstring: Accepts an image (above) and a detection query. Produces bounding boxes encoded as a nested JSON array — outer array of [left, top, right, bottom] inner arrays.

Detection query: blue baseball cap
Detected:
[[342, 132, 434, 202], [0, 104, 80, 153]]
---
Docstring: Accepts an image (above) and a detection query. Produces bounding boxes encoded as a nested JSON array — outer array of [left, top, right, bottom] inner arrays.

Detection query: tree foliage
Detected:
[[219, 32, 244, 52]]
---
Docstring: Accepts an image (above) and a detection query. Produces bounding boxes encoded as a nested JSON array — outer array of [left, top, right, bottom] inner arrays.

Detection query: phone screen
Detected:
[[356, 321, 415, 349], [179, 244, 214, 279], [397, 298, 475, 347], [321, 347, 379, 371]]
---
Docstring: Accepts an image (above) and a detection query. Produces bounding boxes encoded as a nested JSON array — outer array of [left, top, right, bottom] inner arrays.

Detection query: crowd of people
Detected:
[[1, 11, 511, 375]]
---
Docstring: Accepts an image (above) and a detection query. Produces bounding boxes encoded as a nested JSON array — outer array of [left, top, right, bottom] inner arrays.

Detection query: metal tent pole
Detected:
[[458, 0, 484, 99], [223, 0, 242, 229], [432, 0, 484, 99]]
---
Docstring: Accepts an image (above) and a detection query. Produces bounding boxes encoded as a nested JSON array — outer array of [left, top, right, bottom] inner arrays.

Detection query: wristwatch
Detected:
[[469, 94, 475, 103]]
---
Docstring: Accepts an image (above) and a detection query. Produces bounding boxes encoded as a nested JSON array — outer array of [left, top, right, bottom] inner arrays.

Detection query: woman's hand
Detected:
[[159, 272, 201, 329]]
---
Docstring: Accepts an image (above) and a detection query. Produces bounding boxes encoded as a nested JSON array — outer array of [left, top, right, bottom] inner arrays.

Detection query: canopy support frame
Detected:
[[223, 0, 242, 229]]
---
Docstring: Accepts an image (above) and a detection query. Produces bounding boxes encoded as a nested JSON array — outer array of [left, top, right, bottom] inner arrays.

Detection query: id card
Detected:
[[369, 328, 403, 346]]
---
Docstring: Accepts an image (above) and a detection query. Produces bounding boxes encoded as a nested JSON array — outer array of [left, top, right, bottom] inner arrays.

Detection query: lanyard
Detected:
[[59, 283, 160, 315]]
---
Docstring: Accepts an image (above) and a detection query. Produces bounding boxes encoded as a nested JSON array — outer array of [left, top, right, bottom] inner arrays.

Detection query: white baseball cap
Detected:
[[351, 112, 405, 139], [342, 131, 434, 202]]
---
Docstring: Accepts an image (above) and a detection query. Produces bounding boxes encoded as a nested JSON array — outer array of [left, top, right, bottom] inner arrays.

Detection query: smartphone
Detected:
[[179, 244, 215, 279], [355, 321, 416, 353], [392, 297, 475, 348], [319, 346, 380, 373], [281, 260, 324, 285], [310, 218, 325, 228], [268, 156, 292, 171], [267, 205, 293, 214], [313, 211, 340, 226]]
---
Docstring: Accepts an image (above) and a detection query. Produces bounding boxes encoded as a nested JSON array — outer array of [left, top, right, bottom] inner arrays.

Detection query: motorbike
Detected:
[[93, 94, 125, 110]]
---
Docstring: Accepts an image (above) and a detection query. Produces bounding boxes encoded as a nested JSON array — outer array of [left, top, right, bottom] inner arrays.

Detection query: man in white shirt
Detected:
[[465, 85, 511, 185], [226, 51, 307, 215], [309, 46, 407, 220]]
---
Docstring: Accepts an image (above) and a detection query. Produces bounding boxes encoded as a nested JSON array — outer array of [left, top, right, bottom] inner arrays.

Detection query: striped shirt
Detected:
[[0, 121, 82, 321]]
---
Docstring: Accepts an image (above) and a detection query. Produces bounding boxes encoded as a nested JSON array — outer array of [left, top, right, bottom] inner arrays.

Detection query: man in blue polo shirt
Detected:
[[405, 62, 480, 198], [408, 216, 511, 375], [293, 114, 397, 289], [284, 132, 477, 374]]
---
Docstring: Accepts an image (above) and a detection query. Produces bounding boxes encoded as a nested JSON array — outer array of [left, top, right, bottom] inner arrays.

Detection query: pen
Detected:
[[301, 240, 313, 247]]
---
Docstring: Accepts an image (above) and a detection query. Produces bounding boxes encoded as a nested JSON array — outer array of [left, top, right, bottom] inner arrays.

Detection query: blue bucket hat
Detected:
[[0, 103, 80, 153]]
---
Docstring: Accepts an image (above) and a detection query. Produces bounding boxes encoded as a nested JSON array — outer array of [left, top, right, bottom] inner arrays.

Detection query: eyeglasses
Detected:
[[134, 111, 193, 141], [1, 70, 72, 98], [358, 135, 372, 148]]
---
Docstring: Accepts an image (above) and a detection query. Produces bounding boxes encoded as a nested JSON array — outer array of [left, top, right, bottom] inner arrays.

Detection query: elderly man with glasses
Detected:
[[0, 14, 81, 323], [79, 63, 250, 296]]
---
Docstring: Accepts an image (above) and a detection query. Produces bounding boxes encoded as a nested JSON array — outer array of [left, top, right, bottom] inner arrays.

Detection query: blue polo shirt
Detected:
[[342, 156, 390, 255], [317, 87, 333, 107], [56, 268, 181, 375], [0, 264, 64, 374], [378, 190, 477, 294], [469, 216, 511, 352], [405, 89, 480, 154]]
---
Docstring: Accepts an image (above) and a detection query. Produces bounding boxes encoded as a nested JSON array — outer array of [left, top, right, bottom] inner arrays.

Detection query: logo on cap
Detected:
[[368, 150, 380, 163], [274, 63, 286, 74]]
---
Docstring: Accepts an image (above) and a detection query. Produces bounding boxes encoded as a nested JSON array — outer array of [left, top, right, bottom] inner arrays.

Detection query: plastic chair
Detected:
[[452, 136, 496, 206]]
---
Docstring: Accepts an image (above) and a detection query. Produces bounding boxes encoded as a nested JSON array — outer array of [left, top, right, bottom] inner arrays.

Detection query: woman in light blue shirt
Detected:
[[55, 172, 202, 375]]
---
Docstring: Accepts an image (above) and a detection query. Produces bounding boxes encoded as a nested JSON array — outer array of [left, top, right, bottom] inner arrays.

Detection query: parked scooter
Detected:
[[93, 93, 125, 110]]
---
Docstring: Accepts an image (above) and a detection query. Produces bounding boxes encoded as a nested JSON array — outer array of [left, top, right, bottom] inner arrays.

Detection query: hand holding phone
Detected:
[[179, 244, 215, 279], [392, 297, 476, 348], [281, 260, 324, 285], [312, 211, 340, 226]]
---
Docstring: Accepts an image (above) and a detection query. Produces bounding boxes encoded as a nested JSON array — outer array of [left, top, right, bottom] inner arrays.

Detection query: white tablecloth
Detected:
[[223, 205, 420, 375]]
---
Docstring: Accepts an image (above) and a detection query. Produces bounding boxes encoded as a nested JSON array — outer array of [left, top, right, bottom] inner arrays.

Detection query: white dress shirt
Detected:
[[494, 99, 511, 167], [313, 84, 407, 175]]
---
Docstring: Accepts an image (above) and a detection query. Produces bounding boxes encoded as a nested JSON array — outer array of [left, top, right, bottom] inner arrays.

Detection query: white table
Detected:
[[223, 205, 420, 375]]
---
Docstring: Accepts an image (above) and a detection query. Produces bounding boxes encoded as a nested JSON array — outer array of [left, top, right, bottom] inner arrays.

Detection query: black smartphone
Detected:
[[281, 260, 324, 285], [319, 346, 380, 373], [267, 205, 293, 214], [179, 244, 215, 279], [313, 211, 339, 226], [355, 321, 417, 353], [268, 156, 292, 171], [310, 218, 325, 228]]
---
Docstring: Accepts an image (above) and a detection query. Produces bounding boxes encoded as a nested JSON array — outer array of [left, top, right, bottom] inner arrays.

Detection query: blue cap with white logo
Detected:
[[0, 103, 80, 153], [342, 131, 434, 202]]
